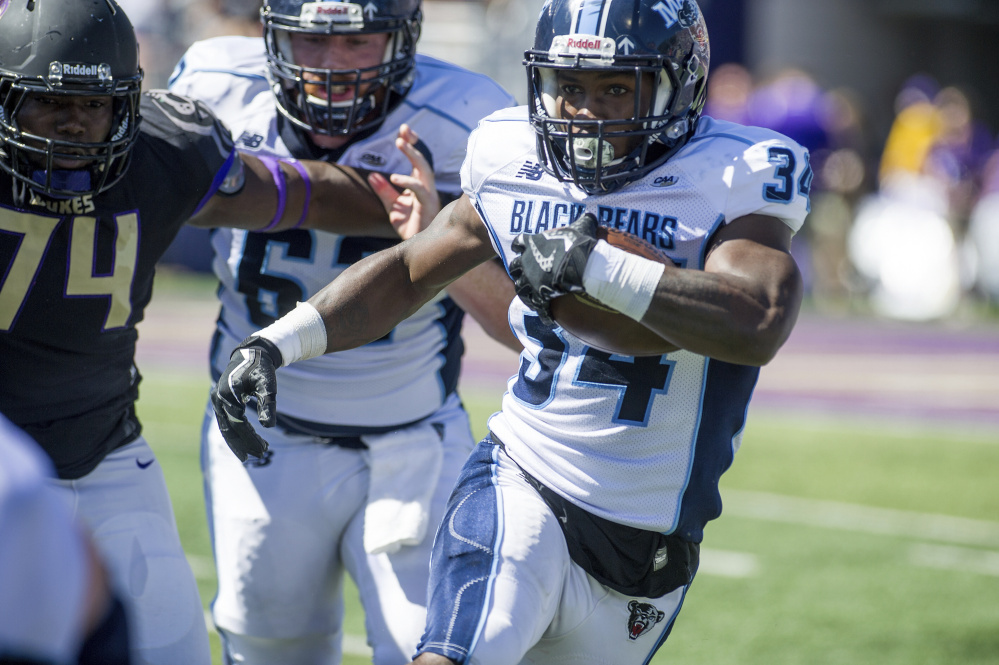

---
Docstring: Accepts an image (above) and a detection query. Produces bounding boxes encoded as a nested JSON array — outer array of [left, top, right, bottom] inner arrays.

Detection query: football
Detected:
[[549, 227, 679, 356]]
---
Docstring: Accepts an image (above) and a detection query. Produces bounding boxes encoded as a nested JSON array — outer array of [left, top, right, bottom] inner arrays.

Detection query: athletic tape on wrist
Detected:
[[258, 155, 287, 231], [582, 240, 666, 322], [286, 159, 311, 229], [255, 301, 327, 366]]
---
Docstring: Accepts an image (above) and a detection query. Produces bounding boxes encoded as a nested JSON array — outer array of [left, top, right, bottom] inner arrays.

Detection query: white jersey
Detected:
[[169, 37, 515, 431], [464, 108, 810, 539]]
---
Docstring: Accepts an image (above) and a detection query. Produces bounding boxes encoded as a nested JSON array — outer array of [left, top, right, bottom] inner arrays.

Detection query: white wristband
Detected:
[[581, 240, 666, 322], [256, 301, 327, 366]]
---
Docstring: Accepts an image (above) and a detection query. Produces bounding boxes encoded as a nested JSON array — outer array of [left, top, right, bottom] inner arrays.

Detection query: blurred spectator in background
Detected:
[[964, 143, 999, 304], [180, 0, 263, 42], [848, 75, 998, 320], [117, 0, 262, 89], [703, 62, 754, 125], [921, 86, 995, 231], [804, 86, 870, 309], [728, 67, 869, 310], [117, 0, 183, 89], [877, 74, 942, 187]]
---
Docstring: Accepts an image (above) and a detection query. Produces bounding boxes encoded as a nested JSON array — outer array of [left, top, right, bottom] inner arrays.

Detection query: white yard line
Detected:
[[699, 548, 760, 578], [722, 488, 999, 548], [909, 543, 999, 577]]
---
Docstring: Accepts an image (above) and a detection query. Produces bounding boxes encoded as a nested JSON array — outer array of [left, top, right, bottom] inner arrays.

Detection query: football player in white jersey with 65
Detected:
[[211, 0, 811, 663], [168, 1, 517, 663]]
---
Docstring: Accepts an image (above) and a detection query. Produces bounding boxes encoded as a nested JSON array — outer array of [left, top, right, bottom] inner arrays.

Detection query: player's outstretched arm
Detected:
[[188, 153, 396, 236], [188, 153, 400, 237], [191, 124, 444, 240], [309, 195, 497, 353], [211, 195, 496, 459]]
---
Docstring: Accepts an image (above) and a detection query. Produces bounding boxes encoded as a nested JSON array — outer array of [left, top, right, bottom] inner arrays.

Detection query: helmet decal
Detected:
[[651, 0, 697, 29]]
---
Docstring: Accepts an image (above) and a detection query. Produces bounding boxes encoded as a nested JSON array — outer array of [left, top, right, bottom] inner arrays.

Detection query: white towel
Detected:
[[360, 423, 444, 555]]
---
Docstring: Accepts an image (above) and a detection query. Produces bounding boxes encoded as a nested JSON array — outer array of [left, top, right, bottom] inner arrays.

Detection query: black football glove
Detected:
[[508, 212, 599, 325], [211, 336, 283, 462]]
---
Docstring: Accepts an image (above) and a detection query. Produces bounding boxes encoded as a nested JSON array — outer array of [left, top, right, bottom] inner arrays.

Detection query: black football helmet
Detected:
[[0, 0, 143, 198], [525, 0, 709, 194], [262, 0, 421, 138]]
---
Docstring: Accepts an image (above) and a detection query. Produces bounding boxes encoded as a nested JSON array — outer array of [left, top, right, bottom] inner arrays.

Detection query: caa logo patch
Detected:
[[652, 175, 678, 188], [627, 600, 665, 640]]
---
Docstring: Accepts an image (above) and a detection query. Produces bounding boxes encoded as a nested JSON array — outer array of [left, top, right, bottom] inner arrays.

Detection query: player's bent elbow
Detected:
[[745, 313, 798, 366]]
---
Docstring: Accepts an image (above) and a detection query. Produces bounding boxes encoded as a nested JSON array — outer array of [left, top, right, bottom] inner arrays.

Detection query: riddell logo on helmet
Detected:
[[565, 37, 602, 51], [64, 64, 100, 76], [301, 1, 364, 25], [316, 5, 350, 15], [551, 34, 614, 61], [47, 61, 113, 85]]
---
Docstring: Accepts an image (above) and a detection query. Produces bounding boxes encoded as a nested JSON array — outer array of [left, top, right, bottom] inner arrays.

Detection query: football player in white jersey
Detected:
[[168, 1, 518, 663], [211, 0, 811, 663]]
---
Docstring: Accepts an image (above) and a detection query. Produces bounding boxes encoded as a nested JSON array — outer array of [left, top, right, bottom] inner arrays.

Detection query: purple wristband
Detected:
[[287, 158, 311, 229], [258, 155, 287, 231]]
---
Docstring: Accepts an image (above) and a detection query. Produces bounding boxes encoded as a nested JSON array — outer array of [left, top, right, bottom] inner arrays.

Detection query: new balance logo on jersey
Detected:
[[627, 600, 665, 640], [237, 131, 265, 149], [516, 162, 545, 181]]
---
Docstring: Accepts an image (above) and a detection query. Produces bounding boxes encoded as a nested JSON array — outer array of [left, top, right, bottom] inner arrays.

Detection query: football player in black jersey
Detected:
[[0, 1, 431, 663]]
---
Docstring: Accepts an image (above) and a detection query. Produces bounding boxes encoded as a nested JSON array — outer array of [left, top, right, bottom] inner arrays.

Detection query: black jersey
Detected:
[[0, 91, 235, 479]]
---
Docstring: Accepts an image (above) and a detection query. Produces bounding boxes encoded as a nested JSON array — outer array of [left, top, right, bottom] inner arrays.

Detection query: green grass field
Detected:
[[138, 371, 999, 665], [136, 271, 999, 664]]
